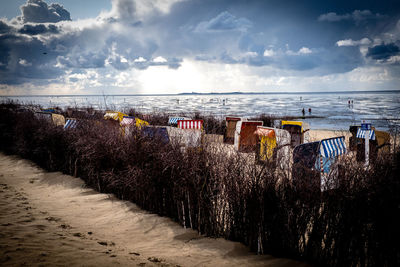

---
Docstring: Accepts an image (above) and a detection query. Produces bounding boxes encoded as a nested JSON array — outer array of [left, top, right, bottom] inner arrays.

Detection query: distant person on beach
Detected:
[[302, 108, 305, 116]]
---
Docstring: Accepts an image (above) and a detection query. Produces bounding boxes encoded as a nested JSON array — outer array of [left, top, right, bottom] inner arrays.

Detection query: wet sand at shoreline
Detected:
[[0, 153, 309, 267]]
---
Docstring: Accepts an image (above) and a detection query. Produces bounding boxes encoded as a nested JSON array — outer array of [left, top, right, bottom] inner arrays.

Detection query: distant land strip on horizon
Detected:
[[1, 89, 400, 97]]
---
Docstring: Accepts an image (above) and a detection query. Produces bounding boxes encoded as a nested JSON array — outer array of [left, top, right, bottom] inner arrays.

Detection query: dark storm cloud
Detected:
[[1, 0, 400, 90], [0, 20, 13, 34], [318, 10, 385, 23], [0, 32, 63, 84], [366, 43, 400, 60], [57, 51, 108, 69], [18, 24, 60, 35], [17, 0, 71, 23]]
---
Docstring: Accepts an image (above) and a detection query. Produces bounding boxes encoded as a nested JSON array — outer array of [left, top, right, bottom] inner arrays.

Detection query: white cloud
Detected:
[[134, 57, 147, 62], [286, 46, 312, 55], [263, 49, 275, 57], [336, 38, 371, 47], [16, 0, 71, 23], [299, 47, 312, 54], [18, 58, 32, 66], [153, 56, 167, 63]]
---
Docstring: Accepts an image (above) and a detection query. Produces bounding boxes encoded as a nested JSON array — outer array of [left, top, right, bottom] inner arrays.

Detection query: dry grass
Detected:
[[1, 101, 399, 266]]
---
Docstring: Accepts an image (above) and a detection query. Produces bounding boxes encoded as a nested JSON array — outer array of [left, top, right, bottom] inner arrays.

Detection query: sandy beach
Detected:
[[0, 153, 309, 267]]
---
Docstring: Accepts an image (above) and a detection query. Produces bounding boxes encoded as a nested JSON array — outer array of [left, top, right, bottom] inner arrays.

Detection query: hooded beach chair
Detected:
[[120, 116, 150, 137], [64, 118, 78, 130], [281, 120, 310, 148], [224, 117, 242, 144], [255, 127, 291, 168], [177, 119, 203, 147], [235, 121, 263, 152], [42, 108, 56, 113], [142, 126, 170, 144], [355, 127, 378, 162], [34, 111, 52, 123], [292, 136, 347, 191], [51, 113, 65, 127], [104, 111, 128, 122]]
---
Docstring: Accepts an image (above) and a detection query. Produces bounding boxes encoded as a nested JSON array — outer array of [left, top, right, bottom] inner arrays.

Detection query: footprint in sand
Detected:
[[98, 241, 116, 246], [34, 224, 47, 231], [59, 224, 72, 229], [45, 216, 61, 222], [129, 252, 140, 256], [17, 217, 35, 223], [73, 233, 85, 238], [148, 257, 163, 263]]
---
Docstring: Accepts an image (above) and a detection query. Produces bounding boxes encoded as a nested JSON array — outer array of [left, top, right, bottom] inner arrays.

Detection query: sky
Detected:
[[0, 0, 400, 95]]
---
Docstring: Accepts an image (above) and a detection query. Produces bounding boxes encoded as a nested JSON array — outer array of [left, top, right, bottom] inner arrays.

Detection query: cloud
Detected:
[[109, 0, 184, 22], [195, 11, 252, 32], [318, 10, 384, 23], [336, 38, 371, 47], [18, 23, 60, 35], [263, 49, 274, 57], [153, 56, 167, 63], [19, 58, 32, 66], [366, 43, 400, 60], [0, 20, 13, 34], [299, 47, 312, 54], [17, 0, 71, 23], [0, 0, 185, 85], [286, 46, 313, 55], [1, 0, 399, 93]]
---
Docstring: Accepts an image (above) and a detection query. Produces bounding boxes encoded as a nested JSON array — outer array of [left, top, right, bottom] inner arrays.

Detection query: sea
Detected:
[[2, 91, 400, 131]]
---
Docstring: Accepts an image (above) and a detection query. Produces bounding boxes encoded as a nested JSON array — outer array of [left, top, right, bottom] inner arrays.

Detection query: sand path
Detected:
[[0, 153, 308, 267]]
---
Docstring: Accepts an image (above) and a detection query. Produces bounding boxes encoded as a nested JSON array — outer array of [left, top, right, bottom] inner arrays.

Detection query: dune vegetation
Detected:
[[0, 101, 399, 267]]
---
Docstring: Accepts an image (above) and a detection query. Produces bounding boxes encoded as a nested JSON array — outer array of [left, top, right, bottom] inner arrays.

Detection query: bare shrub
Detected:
[[1, 102, 399, 266]]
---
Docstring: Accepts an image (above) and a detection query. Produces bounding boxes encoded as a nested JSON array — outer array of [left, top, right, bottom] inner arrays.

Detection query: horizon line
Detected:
[[1, 89, 400, 97]]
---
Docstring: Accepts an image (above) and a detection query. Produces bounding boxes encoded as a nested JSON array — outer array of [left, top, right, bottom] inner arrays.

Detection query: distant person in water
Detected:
[[308, 108, 312, 114], [302, 108, 305, 117]]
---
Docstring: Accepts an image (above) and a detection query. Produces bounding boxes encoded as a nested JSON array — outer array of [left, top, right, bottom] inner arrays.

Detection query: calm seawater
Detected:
[[2, 91, 400, 131]]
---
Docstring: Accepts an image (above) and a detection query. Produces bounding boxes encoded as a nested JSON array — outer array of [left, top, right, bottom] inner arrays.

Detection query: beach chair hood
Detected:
[[34, 111, 52, 122], [64, 118, 77, 130], [104, 111, 128, 122], [177, 119, 203, 130], [142, 126, 170, 144], [356, 128, 376, 140], [168, 117, 191, 125], [282, 120, 304, 132], [51, 113, 65, 127], [120, 116, 149, 128]]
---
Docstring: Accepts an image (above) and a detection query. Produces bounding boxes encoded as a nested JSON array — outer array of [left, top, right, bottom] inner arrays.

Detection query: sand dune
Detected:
[[0, 153, 308, 267]]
